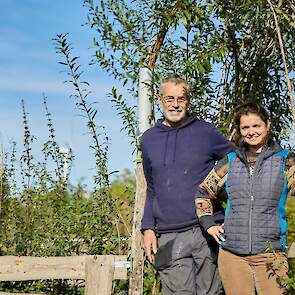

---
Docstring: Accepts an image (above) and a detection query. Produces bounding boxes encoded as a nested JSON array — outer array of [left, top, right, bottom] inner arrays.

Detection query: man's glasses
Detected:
[[162, 96, 188, 105]]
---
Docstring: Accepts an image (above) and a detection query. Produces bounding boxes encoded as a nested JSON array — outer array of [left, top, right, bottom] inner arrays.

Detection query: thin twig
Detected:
[[267, 0, 295, 123], [152, 273, 157, 295], [115, 220, 121, 255]]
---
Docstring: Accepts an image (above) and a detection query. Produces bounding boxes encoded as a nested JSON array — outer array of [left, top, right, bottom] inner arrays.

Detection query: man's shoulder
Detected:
[[142, 126, 157, 140], [189, 118, 219, 134], [141, 126, 159, 149]]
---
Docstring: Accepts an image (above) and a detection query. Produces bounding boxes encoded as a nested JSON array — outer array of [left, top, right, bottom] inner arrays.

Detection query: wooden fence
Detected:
[[0, 255, 130, 295], [0, 244, 293, 295], [288, 242, 295, 259]]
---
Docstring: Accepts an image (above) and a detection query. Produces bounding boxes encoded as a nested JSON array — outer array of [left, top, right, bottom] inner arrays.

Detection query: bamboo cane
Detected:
[[267, 0, 295, 123]]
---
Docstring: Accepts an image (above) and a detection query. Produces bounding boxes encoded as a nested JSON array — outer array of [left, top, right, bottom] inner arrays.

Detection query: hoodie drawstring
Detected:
[[163, 130, 179, 166], [163, 132, 170, 166], [173, 129, 179, 163]]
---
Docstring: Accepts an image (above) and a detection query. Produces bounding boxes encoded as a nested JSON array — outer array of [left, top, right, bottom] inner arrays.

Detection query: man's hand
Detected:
[[207, 224, 225, 244], [143, 229, 157, 264]]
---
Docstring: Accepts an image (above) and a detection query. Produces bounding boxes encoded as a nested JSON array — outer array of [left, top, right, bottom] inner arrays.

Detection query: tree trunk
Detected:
[[128, 161, 147, 295]]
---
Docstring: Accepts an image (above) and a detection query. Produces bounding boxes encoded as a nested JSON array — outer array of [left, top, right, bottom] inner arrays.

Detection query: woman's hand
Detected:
[[207, 224, 225, 244]]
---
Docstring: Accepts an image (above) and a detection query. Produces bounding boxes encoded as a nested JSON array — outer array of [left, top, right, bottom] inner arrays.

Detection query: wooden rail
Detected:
[[0, 255, 130, 295], [288, 242, 295, 259]]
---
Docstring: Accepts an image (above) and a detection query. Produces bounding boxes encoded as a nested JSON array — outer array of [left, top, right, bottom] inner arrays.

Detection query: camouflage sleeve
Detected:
[[195, 198, 213, 217], [195, 156, 228, 218], [286, 152, 295, 196], [199, 167, 227, 199]]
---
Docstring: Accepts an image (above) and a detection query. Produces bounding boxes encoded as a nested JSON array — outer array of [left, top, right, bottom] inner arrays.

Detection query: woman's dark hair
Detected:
[[234, 102, 269, 127], [234, 102, 272, 146]]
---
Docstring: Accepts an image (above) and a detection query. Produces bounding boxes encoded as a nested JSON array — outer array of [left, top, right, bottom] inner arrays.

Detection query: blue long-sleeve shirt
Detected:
[[141, 116, 234, 233]]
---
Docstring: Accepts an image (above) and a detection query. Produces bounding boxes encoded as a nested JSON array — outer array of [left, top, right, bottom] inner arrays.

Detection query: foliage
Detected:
[[0, 176, 134, 258], [0, 1, 294, 294], [42, 94, 71, 187], [84, 0, 295, 140], [286, 196, 295, 291], [261, 196, 295, 294], [0, 92, 135, 293], [54, 33, 110, 190], [0, 160, 135, 293], [109, 87, 136, 145]]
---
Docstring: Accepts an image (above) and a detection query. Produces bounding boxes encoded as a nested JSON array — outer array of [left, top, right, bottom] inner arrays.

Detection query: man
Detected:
[[141, 77, 233, 294]]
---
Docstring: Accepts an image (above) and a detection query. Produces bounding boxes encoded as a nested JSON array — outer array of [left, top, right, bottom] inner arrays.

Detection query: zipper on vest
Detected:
[[249, 195, 254, 253], [248, 160, 254, 254], [243, 152, 257, 254]]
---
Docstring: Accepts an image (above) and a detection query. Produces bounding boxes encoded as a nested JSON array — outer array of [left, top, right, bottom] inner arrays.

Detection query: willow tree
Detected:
[[84, 0, 294, 141]]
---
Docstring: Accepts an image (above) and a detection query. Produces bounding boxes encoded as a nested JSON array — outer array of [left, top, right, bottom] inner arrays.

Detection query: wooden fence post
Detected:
[[0, 255, 128, 295], [128, 161, 147, 295], [85, 256, 114, 295], [288, 242, 295, 259], [128, 68, 152, 295]]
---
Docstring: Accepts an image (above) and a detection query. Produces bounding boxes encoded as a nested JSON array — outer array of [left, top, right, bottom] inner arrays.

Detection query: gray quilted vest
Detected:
[[221, 145, 289, 255]]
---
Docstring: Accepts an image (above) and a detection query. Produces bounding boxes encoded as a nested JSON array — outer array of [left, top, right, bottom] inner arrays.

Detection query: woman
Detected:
[[195, 102, 295, 295]]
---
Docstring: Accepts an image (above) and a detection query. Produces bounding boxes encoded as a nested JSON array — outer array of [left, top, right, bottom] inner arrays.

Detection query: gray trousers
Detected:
[[156, 226, 222, 295]]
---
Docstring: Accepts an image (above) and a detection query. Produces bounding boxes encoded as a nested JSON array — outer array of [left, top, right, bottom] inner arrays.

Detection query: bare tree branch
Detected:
[[267, 0, 295, 123]]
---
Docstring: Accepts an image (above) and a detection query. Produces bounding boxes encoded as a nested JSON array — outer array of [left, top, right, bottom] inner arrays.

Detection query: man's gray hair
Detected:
[[159, 77, 190, 97]]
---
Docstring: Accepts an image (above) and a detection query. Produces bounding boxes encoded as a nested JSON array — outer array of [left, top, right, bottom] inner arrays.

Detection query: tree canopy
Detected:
[[84, 0, 295, 141]]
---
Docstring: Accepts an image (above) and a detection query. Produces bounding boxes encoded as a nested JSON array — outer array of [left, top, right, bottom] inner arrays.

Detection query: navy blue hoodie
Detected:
[[141, 116, 233, 233]]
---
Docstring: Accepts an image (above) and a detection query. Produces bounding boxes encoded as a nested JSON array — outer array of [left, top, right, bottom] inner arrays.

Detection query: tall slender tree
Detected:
[[84, 0, 294, 140]]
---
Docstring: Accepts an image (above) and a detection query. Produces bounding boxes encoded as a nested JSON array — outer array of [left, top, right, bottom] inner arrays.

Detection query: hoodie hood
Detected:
[[155, 116, 198, 130]]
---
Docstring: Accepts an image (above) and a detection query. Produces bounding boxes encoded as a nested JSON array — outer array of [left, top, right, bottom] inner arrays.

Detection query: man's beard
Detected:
[[162, 108, 187, 123]]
